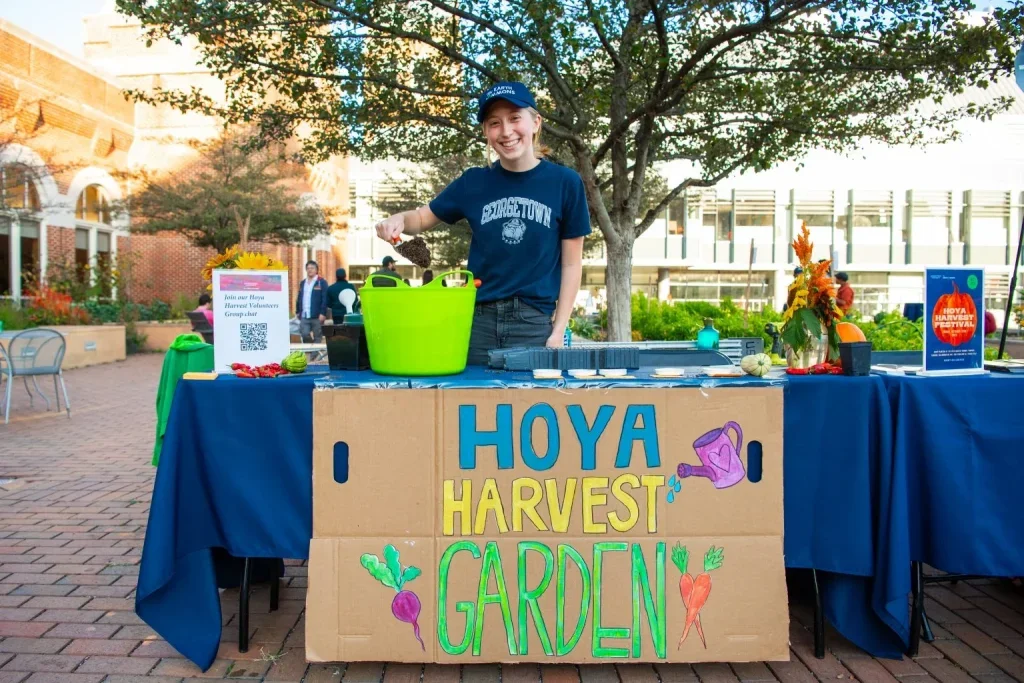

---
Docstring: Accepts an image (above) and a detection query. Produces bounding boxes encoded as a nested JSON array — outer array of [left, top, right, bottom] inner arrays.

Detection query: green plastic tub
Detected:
[[360, 270, 477, 376]]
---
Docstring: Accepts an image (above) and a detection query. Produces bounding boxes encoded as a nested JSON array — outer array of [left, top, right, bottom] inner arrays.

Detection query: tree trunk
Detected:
[[604, 237, 635, 342]]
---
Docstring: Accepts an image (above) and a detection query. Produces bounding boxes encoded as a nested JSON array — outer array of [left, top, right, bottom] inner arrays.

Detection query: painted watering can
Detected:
[[677, 421, 745, 489]]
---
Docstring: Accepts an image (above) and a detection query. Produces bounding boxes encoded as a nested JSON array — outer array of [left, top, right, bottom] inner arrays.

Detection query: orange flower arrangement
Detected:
[[781, 223, 844, 361]]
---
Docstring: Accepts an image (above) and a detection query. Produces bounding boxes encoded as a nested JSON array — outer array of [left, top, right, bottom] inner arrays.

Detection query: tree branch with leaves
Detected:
[[119, 127, 333, 253], [115, 0, 1023, 339]]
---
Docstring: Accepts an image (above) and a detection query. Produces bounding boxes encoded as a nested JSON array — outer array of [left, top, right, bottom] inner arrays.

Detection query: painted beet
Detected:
[[391, 589, 424, 649], [360, 544, 425, 650]]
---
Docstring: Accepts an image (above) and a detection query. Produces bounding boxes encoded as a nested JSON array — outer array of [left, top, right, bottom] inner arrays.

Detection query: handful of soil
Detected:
[[392, 236, 432, 268]]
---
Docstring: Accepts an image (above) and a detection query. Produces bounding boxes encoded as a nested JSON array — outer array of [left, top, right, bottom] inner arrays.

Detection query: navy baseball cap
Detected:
[[477, 81, 537, 122]]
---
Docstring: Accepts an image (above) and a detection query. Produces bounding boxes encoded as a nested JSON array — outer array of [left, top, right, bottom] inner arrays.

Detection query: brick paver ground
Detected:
[[2, 355, 1024, 683]]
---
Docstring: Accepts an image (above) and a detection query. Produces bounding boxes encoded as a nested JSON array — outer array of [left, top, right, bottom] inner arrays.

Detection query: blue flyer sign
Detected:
[[922, 267, 986, 375]]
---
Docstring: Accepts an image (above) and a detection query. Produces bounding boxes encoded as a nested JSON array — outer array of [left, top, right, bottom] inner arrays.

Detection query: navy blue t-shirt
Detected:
[[429, 159, 592, 315]]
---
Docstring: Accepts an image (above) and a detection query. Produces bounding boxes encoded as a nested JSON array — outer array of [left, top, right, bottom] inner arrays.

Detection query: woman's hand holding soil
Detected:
[[375, 214, 405, 242]]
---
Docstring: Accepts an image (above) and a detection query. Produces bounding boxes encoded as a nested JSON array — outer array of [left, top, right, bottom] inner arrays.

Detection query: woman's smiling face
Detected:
[[483, 101, 541, 165]]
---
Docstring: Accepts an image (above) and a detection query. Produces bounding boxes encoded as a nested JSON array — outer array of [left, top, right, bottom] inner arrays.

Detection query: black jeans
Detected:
[[467, 298, 553, 366]]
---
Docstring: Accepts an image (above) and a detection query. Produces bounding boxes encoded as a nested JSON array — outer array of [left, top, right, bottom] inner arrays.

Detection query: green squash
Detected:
[[740, 353, 772, 377]]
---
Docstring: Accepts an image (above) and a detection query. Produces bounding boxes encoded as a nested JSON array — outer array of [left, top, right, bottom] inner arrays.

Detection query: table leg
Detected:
[[239, 558, 251, 653], [921, 602, 935, 643], [812, 569, 825, 659], [270, 576, 279, 612], [909, 561, 923, 657]]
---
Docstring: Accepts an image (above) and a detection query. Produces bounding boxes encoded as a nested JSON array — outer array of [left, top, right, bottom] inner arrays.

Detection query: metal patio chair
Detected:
[[186, 311, 214, 344], [0, 328, 72, 424]]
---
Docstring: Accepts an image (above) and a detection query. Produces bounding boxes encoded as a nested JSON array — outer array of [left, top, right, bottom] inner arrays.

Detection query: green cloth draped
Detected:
[[153, 334, 214, 466]]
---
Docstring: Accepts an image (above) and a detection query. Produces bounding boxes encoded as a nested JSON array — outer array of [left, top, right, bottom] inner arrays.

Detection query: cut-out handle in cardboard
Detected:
[[333, 442, 349, 484], [746, 441, 763, 483]]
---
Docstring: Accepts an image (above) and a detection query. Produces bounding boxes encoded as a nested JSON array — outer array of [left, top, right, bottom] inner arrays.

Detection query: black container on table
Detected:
[[323, 321, 371, 371], [839, 341, 872, 376]]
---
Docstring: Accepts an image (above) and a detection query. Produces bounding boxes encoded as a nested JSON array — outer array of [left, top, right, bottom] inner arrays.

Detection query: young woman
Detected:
[[374, 81, 591, 365]]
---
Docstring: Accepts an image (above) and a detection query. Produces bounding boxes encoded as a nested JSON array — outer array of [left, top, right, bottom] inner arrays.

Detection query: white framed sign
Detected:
[[212, 269, 291, 373]]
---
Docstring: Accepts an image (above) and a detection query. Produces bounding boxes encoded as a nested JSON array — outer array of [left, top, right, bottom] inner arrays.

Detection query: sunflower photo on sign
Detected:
[[202, 245, 289, 290]]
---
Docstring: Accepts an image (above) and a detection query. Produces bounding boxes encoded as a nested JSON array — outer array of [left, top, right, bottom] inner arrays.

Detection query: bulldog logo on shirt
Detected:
[[502, 218, 527, 245]]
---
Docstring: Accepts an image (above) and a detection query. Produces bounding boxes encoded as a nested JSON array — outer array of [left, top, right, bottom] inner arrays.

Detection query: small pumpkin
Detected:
[[740, 353, 772, 377], [837, 321, 867, 343], [931, 282, 977, 347]]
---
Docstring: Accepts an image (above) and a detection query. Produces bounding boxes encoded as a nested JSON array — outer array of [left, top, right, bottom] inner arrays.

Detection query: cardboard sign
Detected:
[[923, 267, 986, 375], [212, 269, 290, 373], [307, 387, 788, 664]]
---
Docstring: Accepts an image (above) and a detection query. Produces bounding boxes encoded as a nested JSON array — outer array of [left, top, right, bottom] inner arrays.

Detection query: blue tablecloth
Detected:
[[782, 374, 906, 658], [141, 368, 1015, 669], [879, 373, 1024, 578]]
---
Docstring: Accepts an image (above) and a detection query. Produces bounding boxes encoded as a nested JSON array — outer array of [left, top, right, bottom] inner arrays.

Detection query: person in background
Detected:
[[370, 255, 399, 287], [296, 260, 328, 342], [195, 293, 214, 327], [835, 272, 854, 315], [422, 269, 434, 285], [326, 267, 357, 321]]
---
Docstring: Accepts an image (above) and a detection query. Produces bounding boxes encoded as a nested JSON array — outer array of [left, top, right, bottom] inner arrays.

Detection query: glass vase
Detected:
[[785, 334, 823, 369]]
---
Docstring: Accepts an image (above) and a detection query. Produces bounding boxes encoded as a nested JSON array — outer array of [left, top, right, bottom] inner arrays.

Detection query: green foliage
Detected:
[[704, 546, 725, 573], [0, 301, 29, 331], [401, 566, 422, 586], [855, 311, 924, 351], [123, 128, 332, 252], [569, 312, 599, 340], [360, 545, 419, 591], [628, 294, 782, 348], [984, 347, 1010, 361], [41, 251, 142, 305], [359, 553, 398, 590], [670, 543, 689, 575], [170, 293, 198, 320], [115, 0, 1024, 340], [384, 545, 402, 589], [81, 300, 172, 324]]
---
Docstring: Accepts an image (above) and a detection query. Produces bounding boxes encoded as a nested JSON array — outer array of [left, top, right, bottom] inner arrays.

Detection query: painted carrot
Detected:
[[679, 570, 706, 648], [672, 544, 724, 649], [671, 544, 705, 648]]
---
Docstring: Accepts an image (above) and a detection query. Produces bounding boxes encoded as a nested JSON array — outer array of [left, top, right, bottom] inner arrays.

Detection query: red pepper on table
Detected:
[[786, 367, 809, 375]]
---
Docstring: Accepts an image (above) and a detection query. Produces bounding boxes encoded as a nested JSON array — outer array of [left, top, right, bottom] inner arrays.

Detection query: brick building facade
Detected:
[[1, 15, 347, 309]]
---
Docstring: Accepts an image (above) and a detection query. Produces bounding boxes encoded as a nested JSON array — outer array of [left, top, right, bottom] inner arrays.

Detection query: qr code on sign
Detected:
[[239, 323, 268, 352]]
